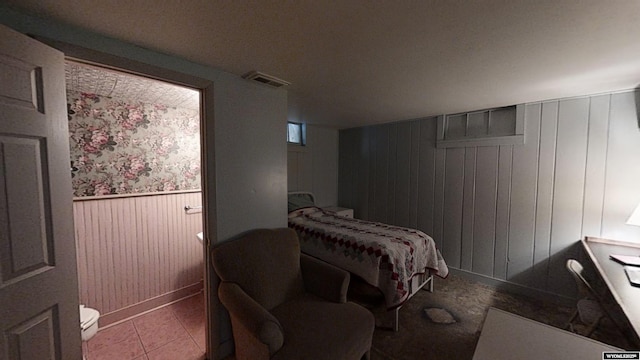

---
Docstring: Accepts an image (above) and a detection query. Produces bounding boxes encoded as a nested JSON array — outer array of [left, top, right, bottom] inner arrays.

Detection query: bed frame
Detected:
[[288, 191, 435, 331], [391, 272, 434, 331]]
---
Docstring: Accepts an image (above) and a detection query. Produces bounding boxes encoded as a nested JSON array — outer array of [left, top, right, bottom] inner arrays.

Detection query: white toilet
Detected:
[[80, 305, 100, 358]]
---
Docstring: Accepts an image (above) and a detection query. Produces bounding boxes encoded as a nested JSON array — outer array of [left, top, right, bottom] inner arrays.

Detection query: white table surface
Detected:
[[473, 307, 621, 360]]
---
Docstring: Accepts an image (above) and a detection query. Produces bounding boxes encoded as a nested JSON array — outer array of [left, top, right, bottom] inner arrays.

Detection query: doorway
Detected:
[[66, 60, 208, 359]]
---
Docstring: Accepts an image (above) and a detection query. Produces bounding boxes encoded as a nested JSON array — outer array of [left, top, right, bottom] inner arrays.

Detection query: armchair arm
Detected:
[[300, 254, 350, 303], [218, 282, 284, 358]]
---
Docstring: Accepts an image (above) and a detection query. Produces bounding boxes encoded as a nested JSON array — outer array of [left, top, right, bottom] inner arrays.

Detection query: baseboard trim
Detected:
[[447, 268, 575, 307], [98, 281, 204, 328]]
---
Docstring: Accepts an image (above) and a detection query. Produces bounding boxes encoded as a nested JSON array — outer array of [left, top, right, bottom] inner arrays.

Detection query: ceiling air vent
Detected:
[[242, 71, 290, 88]]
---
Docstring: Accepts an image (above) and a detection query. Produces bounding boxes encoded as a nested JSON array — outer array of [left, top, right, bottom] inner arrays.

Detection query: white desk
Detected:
[[583, 237, 640, 344], [473, 308, 621, 360]]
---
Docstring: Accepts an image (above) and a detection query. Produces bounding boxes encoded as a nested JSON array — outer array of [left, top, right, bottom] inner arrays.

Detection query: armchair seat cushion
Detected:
[[271, 293, 375, 360]]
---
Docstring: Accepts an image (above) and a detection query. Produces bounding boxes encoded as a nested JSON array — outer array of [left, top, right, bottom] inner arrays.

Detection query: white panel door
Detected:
[[0, 25, 81, 359]]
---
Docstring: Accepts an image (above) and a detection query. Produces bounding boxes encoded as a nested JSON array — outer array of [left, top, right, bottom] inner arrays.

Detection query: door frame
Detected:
[[36, 37, 218, 359]]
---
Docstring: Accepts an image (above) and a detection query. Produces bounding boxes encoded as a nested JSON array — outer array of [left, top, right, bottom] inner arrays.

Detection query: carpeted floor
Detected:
[[349, 273, 631, 360]]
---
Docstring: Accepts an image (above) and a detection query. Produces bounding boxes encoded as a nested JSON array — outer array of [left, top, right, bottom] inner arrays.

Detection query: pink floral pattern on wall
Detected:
[[68, 91, 201, 197]]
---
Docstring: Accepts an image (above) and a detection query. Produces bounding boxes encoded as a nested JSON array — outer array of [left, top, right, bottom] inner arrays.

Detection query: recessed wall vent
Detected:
[[242, 71, 290, 88]]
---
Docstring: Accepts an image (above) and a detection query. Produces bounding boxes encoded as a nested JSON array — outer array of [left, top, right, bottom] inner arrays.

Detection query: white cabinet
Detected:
[[322, 206, 354, 218]]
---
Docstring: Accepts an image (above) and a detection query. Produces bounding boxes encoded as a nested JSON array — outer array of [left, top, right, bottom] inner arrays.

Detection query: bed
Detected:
[[287, 192, 448, 330]]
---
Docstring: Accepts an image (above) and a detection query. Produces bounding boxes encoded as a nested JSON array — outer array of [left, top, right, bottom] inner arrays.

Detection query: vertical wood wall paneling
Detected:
[[408, 120, 421, 228], [101, 199, 113, 310], [160, 195, 169, 294], [471, 146, 499, 277], [148, 196, 157, 298], [349, 129, 362, 208], [602, 91, 640, 241], [126, 198, 135, 303], [362, 127, 376, 219], [395, 122, 412, 228], [135, 197, 147, 302], [387, 123, 398, 226], [364, 127, 374, 219], [460, 147, 477, 271], [171, 195, 179, 292], [581, 95, 610, 238], [124, 197, 136, 307], [84, 202, 95, 306], [352, 128, 361, 211], [374, 125, 390, 223], [348, 129, 362, 213], [91, 201, 102, 308], [110, 198, 121, 310], [82, 202, 93, 306], [116, 198, 126, 306], [417, 118, 437, 238], [548, 98, 590, 297], [338, 129, 354, 210], [352, 129, 360, 212], [169, 195, 178, 293], [433, 148, 447, 250], [74, 202, 88, 305], [494, 145, 513, 280], [74, 192, 204, 315], [337, 89, 640, 301], [442, 148, 465, 268], [531, 102, 557, 290], [355, 128, 367, 218], [506, 103, 541, 285]]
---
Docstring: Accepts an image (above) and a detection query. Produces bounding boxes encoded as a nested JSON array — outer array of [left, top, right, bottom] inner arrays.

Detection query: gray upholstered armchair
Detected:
[[212, 228, 375, 360]]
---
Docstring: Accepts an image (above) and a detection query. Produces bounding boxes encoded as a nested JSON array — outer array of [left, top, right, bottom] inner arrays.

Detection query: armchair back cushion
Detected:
[[213, 228, 305, 311]]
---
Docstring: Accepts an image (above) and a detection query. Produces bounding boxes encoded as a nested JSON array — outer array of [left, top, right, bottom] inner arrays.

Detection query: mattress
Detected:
[[288, 206, 448, 309]]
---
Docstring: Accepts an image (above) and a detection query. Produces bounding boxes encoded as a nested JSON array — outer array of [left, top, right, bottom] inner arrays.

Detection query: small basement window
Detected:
[[287, 122, 306, 145], [436, 104, 524, 148]]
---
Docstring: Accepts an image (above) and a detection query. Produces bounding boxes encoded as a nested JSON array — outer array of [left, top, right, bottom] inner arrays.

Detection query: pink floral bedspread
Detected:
[[288, 207, 448, 309]]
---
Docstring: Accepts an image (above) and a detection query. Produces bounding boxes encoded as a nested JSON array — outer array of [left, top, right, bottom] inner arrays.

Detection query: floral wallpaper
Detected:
[[67, 91, 201, 197]]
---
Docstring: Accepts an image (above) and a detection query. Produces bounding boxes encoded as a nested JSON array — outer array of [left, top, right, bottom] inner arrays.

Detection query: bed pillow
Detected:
[[288, 195, 316, 213], [288, 207, 322, 218]]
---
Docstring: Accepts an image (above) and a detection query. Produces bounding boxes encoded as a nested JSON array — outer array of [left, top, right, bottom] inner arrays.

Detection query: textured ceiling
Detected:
[[7, 1, 640, 128], [65, 61, 200, 110]]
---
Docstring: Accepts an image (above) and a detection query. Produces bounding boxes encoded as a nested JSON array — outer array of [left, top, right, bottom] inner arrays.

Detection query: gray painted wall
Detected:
[[214, 77, 288, 241], [212, 72, 286, 356], [339, 90, 640, 299], [288, 125, 339, 207]]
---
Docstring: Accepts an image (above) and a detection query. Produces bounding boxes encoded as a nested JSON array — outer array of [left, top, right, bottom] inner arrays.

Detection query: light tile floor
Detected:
[[84, 293, 206, 360]]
